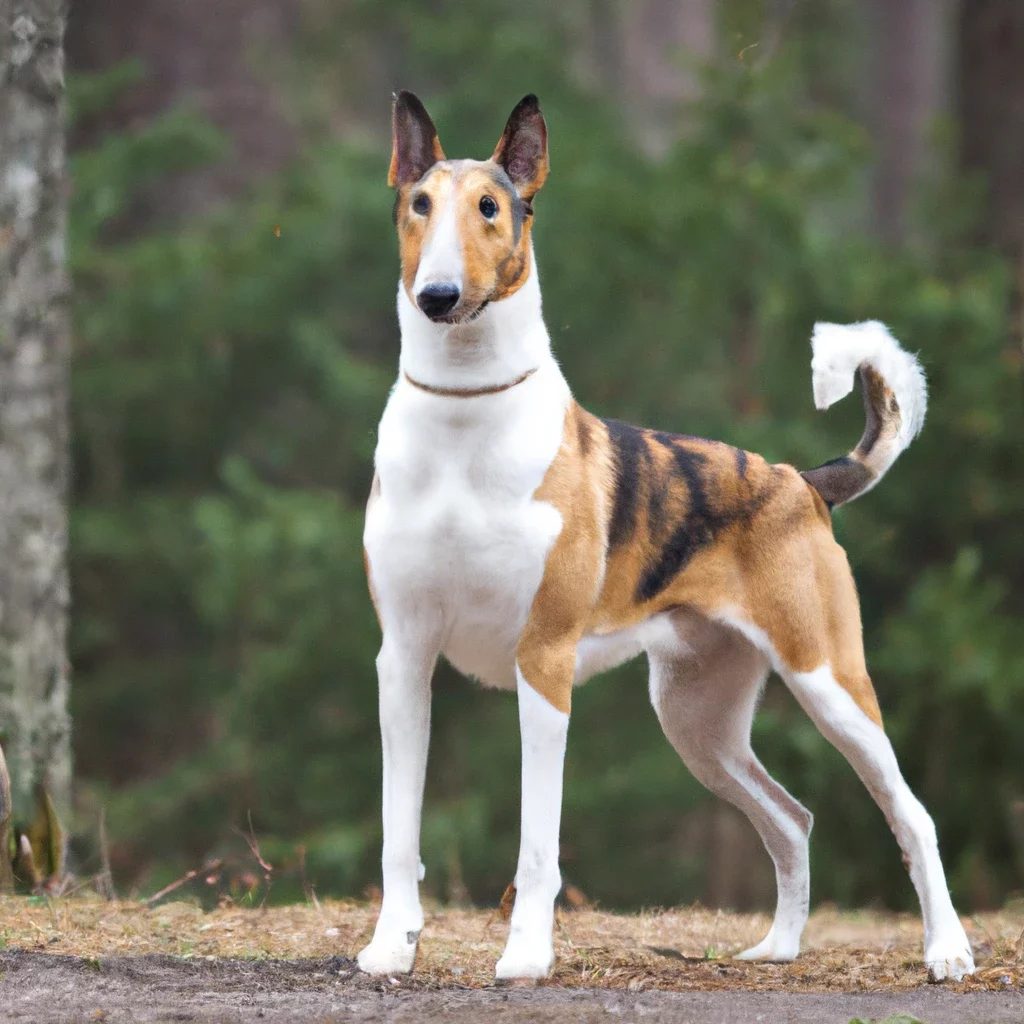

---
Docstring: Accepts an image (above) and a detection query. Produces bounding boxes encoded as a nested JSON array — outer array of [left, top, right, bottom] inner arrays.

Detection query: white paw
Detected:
[[356, 931, 419, 975], [733, 930, 800, 963], [925, 927, 975, 982], [495, 936, 554, 980], [926, 947, 975, 983]]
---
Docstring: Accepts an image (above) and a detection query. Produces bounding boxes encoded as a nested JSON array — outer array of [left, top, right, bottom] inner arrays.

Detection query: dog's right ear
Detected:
[[492, 95, 548, 202], [388, 91, 445, 188]]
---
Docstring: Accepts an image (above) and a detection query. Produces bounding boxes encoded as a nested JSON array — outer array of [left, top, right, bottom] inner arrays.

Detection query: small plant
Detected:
[[849, 1016, 926, 1024], [0, 739, 67, 893], [0, 744, 12, 893]]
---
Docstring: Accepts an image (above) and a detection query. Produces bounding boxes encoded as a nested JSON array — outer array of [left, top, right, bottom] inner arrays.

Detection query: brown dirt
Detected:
[[0, 897, 1022, 1022]]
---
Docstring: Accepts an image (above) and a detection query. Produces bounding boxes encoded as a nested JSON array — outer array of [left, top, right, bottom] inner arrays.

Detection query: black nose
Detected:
[[417, 283, 460, 319]]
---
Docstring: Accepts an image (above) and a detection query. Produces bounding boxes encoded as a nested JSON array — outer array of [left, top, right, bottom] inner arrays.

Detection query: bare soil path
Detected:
[[0, 899, 1021, 1022]]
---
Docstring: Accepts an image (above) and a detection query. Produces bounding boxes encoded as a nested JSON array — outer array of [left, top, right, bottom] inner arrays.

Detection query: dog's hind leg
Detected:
[[728, 534, 975, 982], [649, 616, 813, 962], [784, 663, 973, 980]]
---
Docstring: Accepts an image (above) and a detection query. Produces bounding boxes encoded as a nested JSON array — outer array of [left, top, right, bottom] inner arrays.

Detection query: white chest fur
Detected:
[[365, 357, 570, 690]]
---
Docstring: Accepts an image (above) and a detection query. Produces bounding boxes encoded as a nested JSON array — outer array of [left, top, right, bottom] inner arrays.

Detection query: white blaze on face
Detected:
[[412, 172, 464, 300]]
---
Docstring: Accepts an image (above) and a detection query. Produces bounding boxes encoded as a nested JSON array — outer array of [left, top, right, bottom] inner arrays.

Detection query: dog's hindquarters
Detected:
[[683, 528, 974, 980]]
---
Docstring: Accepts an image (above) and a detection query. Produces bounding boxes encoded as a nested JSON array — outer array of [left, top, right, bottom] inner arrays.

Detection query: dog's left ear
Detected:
[[388, 90, 446, 188], [492, 95, 549, 202]]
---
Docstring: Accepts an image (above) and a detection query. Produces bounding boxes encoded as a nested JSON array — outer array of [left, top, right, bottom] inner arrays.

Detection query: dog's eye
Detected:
[[479, 195, 498, 220], [412, 193, 431, 216]]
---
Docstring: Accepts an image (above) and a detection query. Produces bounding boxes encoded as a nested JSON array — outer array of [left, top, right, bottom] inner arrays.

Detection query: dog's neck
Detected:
[[397, 249, 553, 391]]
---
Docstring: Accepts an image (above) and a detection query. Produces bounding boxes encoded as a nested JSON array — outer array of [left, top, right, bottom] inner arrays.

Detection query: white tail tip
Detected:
[[810, 320, 927, 444]]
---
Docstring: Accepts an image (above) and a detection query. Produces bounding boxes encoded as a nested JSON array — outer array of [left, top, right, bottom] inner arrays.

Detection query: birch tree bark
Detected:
[[0, 0, 71, 821]]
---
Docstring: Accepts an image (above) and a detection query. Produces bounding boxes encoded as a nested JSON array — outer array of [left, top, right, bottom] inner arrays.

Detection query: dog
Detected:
[[358, 91, 975, 983]]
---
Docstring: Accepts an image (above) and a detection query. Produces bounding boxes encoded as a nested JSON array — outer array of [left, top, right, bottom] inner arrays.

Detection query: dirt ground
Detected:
[[0, 897, 1022, 1022]]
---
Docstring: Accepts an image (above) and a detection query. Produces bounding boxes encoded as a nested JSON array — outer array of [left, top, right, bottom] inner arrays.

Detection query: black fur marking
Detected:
[[486, 165, 527, 244], [606, 420, 776, 602], [800, 365, 893, 510], [801, 455, 874, 509], [650, 430, 678, 448], [576, 412, 592, 456], [637, 443, 727, 602], [640, 436, 774, 603], [495, 249, 527, 293], [603, 419, 650, 548]]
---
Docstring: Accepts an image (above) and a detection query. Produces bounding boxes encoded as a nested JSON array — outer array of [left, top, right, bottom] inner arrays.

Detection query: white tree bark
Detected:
[[0, 0, 71, 821]]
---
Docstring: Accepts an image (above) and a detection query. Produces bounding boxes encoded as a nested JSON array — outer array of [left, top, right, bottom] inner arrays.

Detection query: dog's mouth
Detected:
[[429, 300, 490, 326]]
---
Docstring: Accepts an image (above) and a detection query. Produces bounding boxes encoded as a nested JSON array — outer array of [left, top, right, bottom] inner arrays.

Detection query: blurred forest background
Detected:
[[51, 0, 1024, 912]]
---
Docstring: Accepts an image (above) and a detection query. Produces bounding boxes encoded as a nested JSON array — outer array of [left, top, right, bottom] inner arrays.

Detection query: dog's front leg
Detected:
[[495, 645, 575, 981], [357, 635, 436, 975]]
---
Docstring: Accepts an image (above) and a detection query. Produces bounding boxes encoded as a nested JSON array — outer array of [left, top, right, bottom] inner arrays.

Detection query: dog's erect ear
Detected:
[[388, 91, 445, 188], [492, 95, 549, 202]]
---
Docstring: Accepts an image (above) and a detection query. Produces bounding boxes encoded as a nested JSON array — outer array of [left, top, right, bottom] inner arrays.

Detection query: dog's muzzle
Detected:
[[416, 282, 461, 320]]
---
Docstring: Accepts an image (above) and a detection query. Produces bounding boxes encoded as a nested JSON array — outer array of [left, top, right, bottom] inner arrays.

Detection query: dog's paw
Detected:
[[495, 935, 553, 981], [926, 947, 975, 983], [925, 926, 975, 983], [356, 931, 419, 976], [733, 929, 799, 963]]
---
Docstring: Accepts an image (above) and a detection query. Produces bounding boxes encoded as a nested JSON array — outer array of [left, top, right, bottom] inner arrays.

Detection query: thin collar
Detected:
[[402, 366, 538, 398]]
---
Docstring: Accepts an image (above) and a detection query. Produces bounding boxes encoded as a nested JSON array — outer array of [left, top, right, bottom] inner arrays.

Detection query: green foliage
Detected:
[[849, 1016, 924, 1024], [69, 3, 1022, 910]]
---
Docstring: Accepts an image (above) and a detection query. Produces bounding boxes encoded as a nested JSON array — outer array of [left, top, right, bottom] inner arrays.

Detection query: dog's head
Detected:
[[389, 92, 548, 325]]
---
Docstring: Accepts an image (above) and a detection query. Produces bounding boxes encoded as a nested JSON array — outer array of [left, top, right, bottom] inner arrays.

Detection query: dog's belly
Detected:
[[575, 613, 684, 684]]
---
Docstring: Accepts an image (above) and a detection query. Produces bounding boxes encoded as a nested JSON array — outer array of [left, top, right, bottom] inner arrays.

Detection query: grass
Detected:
[[0, 896, 1021, 994]]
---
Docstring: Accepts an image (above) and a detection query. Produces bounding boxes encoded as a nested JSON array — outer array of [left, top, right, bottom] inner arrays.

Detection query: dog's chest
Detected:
[[365, 381, 568, 688]]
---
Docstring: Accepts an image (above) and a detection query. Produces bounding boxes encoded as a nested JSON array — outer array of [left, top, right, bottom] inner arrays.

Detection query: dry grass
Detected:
[[1, 896, 1021, 994]]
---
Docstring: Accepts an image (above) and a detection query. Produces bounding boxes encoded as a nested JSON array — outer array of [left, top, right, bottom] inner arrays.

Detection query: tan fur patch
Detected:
[[396, 167, 453, 297], [395, 162, 533, 314], [517, 405, 611, 714], [456, 166, 533, 307], [518, 413, 886, 727]]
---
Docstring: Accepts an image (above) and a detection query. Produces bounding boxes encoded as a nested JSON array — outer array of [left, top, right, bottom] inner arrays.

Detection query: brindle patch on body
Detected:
[[518, 404, 881, 725]]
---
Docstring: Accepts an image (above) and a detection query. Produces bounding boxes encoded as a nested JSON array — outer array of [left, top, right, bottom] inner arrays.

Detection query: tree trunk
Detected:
[[576, 0, 715, 156], [0, 0, 72, 821], [620, 0, 715, 154], [958, 0, 1024, 286], [867, 0, 953, 243]]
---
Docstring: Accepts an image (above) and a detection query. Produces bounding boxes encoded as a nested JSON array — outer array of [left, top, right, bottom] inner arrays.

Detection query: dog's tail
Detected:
[[800, 321, 927, 509]]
